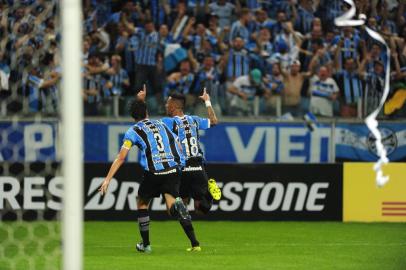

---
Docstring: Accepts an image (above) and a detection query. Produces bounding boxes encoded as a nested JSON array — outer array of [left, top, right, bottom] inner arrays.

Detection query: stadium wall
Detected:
[[1, 118, 406, 222], [0, 163, 342, 221], [1, 162, 405, 222]]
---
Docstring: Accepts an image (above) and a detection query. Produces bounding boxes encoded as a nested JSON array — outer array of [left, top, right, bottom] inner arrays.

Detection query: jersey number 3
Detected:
[[154, 133, 165, 152]]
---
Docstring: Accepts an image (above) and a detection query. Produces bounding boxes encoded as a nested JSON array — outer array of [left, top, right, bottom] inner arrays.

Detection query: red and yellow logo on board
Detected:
[[344, 163, 406, 222]]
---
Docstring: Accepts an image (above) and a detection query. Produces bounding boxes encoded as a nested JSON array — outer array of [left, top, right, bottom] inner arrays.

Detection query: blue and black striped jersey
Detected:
[[227, 49, 251, 80], [161, 115, 210, 160], [122, 119, 185, 172], [26, 74, 44, 112], [134, 29, 159, 66]]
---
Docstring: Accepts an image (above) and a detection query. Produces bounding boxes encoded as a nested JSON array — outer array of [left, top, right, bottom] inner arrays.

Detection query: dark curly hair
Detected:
[[129, 99, 148, 121]]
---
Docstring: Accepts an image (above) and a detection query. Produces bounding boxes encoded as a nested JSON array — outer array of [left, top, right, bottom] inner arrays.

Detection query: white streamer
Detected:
[[335, 0, 390, 187]]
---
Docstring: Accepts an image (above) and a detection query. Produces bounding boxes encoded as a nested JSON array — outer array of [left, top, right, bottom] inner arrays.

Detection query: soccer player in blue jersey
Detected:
[[137, 87, 222, 219], [99, 97, 200, 253]]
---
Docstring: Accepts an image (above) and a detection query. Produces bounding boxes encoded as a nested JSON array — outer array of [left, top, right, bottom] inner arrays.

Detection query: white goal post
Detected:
[[61, 1, 83, 270]]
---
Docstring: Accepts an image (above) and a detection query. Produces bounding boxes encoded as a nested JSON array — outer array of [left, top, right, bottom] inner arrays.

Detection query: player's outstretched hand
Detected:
[[136, 84, 147, 101], [98, 179, 110, 195], [199, 88, 210, 102]]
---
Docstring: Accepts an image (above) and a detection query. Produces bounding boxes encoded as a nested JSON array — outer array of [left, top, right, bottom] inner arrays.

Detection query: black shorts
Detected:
[[138, 167, 181, 201], [180, 159, 208, 200]]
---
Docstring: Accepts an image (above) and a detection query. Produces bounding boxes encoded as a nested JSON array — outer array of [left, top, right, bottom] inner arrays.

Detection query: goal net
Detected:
[[0, 1, 83, 269]]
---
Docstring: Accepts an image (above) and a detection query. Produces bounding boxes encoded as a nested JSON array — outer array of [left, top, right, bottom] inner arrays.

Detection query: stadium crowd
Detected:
[[1, 0, 406, 118]]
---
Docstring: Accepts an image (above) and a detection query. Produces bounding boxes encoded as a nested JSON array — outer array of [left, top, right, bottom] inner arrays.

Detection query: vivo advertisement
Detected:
[[1, 120, 405, 162]]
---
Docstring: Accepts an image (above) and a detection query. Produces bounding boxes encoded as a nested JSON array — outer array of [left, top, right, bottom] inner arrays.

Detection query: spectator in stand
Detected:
[[220, 37, 251, 84], [0, 51, 10, 99], [88, 29, 109, 54], [281, 59, 316, 116], [298, 25, 326, 70], [334, 57, 363, 117], [40, 52, 61, 114], [308, 65, 339, 117], [193, 54, 221, 105], [267, 0, 294, 19], [83, 38, 91, 64], [146, 0, 171, 27], [133, 19, 160, 98], [25, 64, 60, 113], [333, 27, 362, 71], [104, 55, 129, 97], [268, 41, 294, 73], [308, 38, 333, 72], [187, 0, 209, 22], [207, 13, 221, 37], [159, 24, 177, 48], [247, 9, 265, 38], [182, 18, 212, 57], [209, 0, 239, 30], [266, 62, 285, 96], [25, 67, 43, 113], [294, 0, 316, 34], [90, 0, 113, 29], [365, 43, 388, 73], [270, 10, 284, 38], [189, 37, 222, 69], [165, 60, 196, 111], [272, 21, 302, 70], [318, 0, 342, 29], [83, 53, 104, 116], [171, 2, 190, 42], [248, 27, 274, 72], [108, 1, 142, 26], [227, 68, 271, 116], [275, 19, 302, 50], [2, 0, 406, 120], [359, 54, 386, 116], [251, 9, 273, 32], [262, 62, 286, 114], [0, 8, 8, 54], [257, 27, 274, 57], [229, 8, 251, 44], [207, 13, 229, 54], [115, 23, 137, 94]]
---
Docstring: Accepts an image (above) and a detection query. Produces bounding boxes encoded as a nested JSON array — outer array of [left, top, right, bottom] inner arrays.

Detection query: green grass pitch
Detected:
[[84, 221, 406, 270], [1, 221, 406, 269]]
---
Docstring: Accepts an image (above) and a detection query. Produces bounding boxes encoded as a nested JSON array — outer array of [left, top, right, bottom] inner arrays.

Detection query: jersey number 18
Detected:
[[182, 137, 198, 157]]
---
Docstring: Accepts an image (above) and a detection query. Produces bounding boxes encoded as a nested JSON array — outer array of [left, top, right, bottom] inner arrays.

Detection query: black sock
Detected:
[[169, 200, 199, 246], [170, 204, 177, 217], [137, 209, 150, 246], [205, 191, 214, 202], [198, 197, 212, 214], [179, 219, 199, 247]]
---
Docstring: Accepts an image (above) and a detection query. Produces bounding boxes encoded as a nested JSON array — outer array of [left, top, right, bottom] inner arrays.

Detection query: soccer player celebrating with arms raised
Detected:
[[99, 92, 200, 253], [137, 87, 221, 225]]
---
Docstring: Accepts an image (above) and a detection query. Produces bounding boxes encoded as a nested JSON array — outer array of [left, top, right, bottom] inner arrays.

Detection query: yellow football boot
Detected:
[[186, 246, 202, 252], [208, 178, 221, 201]]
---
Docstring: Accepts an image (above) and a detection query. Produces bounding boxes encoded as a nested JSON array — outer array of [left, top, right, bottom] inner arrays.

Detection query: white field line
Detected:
[[84, 242, 406, 248]]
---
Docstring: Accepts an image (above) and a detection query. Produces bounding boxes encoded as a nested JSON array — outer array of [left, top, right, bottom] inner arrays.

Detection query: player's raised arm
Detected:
[[199, 88, 218, 126], [136, 84, 147, 102], [99, 146, 130, 195]]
